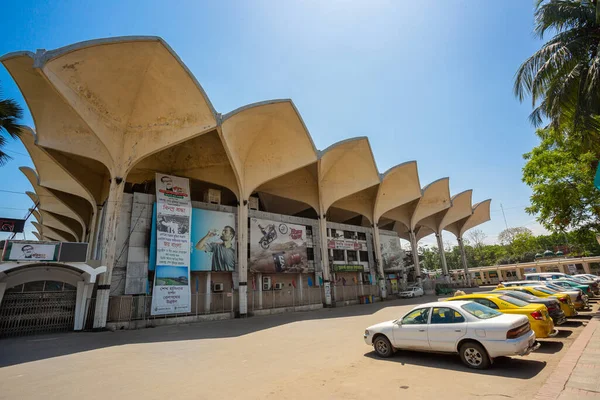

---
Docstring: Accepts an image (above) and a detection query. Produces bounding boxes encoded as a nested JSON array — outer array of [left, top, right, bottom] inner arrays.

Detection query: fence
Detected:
[[246, 286, 323, 311]]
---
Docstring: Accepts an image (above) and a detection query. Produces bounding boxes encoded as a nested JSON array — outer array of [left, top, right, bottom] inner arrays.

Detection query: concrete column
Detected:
[[515, 267, 523, 279], [298, 273, 303, 304], [257, 272, 263, 309], [93, 178, 125, 329], [74, 280, 92, 331], [237, 202, 248, 316], [558, 264, 567, 274], [435, 232, 449, 278], [372, 225, 387, 299], [204, 272, 212, 314], [409, 231, 422, 286], [318, 216, 332, 306], [582, 262, 591, 274], [0, 282, 7, 307], [457, 237, 470, 286]]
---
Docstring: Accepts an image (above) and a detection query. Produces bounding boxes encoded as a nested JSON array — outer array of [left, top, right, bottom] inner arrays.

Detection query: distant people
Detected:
[[195, 226, 236, 271]]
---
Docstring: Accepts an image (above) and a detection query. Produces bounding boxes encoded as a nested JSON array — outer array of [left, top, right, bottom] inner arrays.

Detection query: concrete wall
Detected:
[[110, 193, 133, 295]]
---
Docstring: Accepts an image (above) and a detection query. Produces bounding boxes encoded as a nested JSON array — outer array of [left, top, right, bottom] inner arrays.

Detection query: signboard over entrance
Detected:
[[2, 241, 59, 261]]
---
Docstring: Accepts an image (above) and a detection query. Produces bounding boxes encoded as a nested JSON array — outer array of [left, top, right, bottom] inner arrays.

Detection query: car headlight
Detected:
[[364, 330, 370, 336]]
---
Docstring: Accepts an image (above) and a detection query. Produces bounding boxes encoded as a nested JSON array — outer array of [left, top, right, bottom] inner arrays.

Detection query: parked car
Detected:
[[445, 293, 557, 338], [525, 273, 598, 295], [399, 287, 424, 298], [550, 279, 591, 297], [491, 289, 566, 325], [502, 281, 586, 311], [364, 301, 540, 369], [499, 286, 577, 317]]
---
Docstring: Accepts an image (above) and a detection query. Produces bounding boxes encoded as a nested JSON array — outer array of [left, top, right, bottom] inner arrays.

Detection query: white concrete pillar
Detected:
[[205, 272, 212, 314], [409, 231, 422, 286], [93, 178, 125, 329], [457, 237, 470, 286], [85, 208, 97, 260], [238, 202, 249, 316], [515, 267, 523, 280], [298, 273, 303, 304], [257, 272, 263, 309], [74, 280, 92, 331], [435, 232, 449, 278], [318, 216, 332, 306], [0, 282, 7, 307], [583, 262, 591, 274], [558, 264, 567, 274], [372, 225, 387, 299]]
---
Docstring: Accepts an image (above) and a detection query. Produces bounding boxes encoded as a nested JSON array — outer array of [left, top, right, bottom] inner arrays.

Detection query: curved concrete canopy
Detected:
[[330, 185, 379, 223], [221, 100, 318, 199], [318, 137, 380, 214], [19, 128, 94, 207], [254, 164, 320, 213], [32, 231, 41, 241], [39, 225, 73, 243], [445, 199, 492, 238], [1, 36, 218, 177], [127, 130, 239, 197], [411, 178, 452, 230], [418, 189, 473, 234], [21, 167, 85, 239], [382, 177, 451, 232], [36, 209, 80, 242], [374, 161, 422, 223]]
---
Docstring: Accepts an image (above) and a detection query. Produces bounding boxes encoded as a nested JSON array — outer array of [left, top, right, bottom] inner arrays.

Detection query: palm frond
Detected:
[[534, 0, 595, 38]]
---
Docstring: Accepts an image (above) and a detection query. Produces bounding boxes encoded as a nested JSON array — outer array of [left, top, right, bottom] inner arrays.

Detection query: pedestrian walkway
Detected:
[[536, 313, 600, 399]]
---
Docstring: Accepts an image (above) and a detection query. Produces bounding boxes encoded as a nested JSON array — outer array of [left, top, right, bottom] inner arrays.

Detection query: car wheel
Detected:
[[373, 336, 394, 358], [459, 342, 490, 369]]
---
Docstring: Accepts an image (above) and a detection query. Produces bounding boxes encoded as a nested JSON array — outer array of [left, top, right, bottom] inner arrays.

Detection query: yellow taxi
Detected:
[[446, 293, 557, 338], [494, 285, 577, 317]]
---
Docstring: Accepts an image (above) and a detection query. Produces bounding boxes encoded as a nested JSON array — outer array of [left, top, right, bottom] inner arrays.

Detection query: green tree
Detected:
[[0, 86, 24, 165], [514, 0, 600, 138], [498, 227, 533, 246], [523, 128, 600, 232]]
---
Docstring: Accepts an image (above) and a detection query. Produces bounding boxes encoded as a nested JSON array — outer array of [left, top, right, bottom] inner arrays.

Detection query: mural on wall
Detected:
[[249, 217, 311, 273], [380, 234, 405, 271], [150, 207, 236, 272]]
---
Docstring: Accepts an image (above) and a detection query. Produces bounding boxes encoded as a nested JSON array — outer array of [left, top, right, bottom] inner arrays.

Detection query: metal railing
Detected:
[[246, 286, 323, 311]]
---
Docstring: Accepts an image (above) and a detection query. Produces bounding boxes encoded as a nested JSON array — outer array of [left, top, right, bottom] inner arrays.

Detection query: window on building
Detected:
[[359, 251, 369, 262], [344, 231, 355, 239], [333, 249, 345, 261], [347, 250, 358, 262], [306, 226, 312, 236], [330, 228, 337, 238], [357, 232, 367, 241], [307, 247, 315, 261]]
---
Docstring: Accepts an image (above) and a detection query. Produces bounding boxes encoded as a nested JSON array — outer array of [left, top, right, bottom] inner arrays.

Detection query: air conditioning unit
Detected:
[[212, 283, 224, 292], [262, 276, 272, 291], [274, 282, 284, 290], [249, 196, 259, 211], [204, 189, 221, 205]]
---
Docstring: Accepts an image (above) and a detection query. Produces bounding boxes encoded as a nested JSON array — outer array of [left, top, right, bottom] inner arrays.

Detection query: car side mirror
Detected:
[[394, 320, 402, 326]]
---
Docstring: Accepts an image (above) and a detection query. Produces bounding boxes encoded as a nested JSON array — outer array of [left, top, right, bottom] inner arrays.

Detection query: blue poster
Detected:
[[150, 205, 236, 272]]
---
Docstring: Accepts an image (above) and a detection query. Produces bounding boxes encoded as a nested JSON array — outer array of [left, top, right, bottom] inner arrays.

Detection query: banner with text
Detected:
[[249, 218, 311, 273], [151, 173, 192, 315], [380, 234, 405, 271]]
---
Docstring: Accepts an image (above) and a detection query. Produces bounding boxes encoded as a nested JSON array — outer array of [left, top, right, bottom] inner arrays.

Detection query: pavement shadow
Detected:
[[561, 320, 585, 328], [364, 351, 546, 379], [570, 314, 593, 320], [552, 329, 573, 339], [536, 341, 564, 354], [0, 296, 439, 368]]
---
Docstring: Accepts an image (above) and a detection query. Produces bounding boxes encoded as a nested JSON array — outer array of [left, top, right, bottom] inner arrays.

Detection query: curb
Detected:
[[534, 316, 599, 400]]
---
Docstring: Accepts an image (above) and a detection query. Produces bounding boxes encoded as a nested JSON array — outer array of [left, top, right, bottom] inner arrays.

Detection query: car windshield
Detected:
[[461, 302, 501, 319], [499, 295, 529, 307], [505, 291, 536, 301], [544, 284, 563, 292], [535, 287, 557, 295]]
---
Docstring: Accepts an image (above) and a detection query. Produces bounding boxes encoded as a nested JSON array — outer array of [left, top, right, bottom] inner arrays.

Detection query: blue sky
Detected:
[[1, 0, 544, 246]]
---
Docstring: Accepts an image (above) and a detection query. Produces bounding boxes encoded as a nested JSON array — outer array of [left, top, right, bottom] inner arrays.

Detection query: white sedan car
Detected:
[[399, 286, 424, 298], [364, 301, 540, 369]]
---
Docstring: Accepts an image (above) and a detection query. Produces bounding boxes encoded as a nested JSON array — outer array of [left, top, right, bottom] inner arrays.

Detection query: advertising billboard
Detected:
[[249, 217, 311, 273], [151, 173, 192, 316], [380, 234, 404, 271], [150, 207, 237, 272], [2, 241, 60, 261]]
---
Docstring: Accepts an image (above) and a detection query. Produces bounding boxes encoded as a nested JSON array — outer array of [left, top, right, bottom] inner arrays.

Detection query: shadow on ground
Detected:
[[536, 340, 564, 354], [561, 320, 585, 328], [552, 329, 573, 339], [0, 296, 442, 368], [363, 351, 546, 379]]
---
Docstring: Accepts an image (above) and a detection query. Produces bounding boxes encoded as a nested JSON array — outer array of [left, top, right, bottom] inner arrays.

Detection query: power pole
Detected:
[[500, 203, 509, 230]]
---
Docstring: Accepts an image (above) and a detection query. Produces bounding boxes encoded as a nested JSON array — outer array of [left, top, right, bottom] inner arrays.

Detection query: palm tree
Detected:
[[0, 85, 24, 165], [514, 0, 600, 140]]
